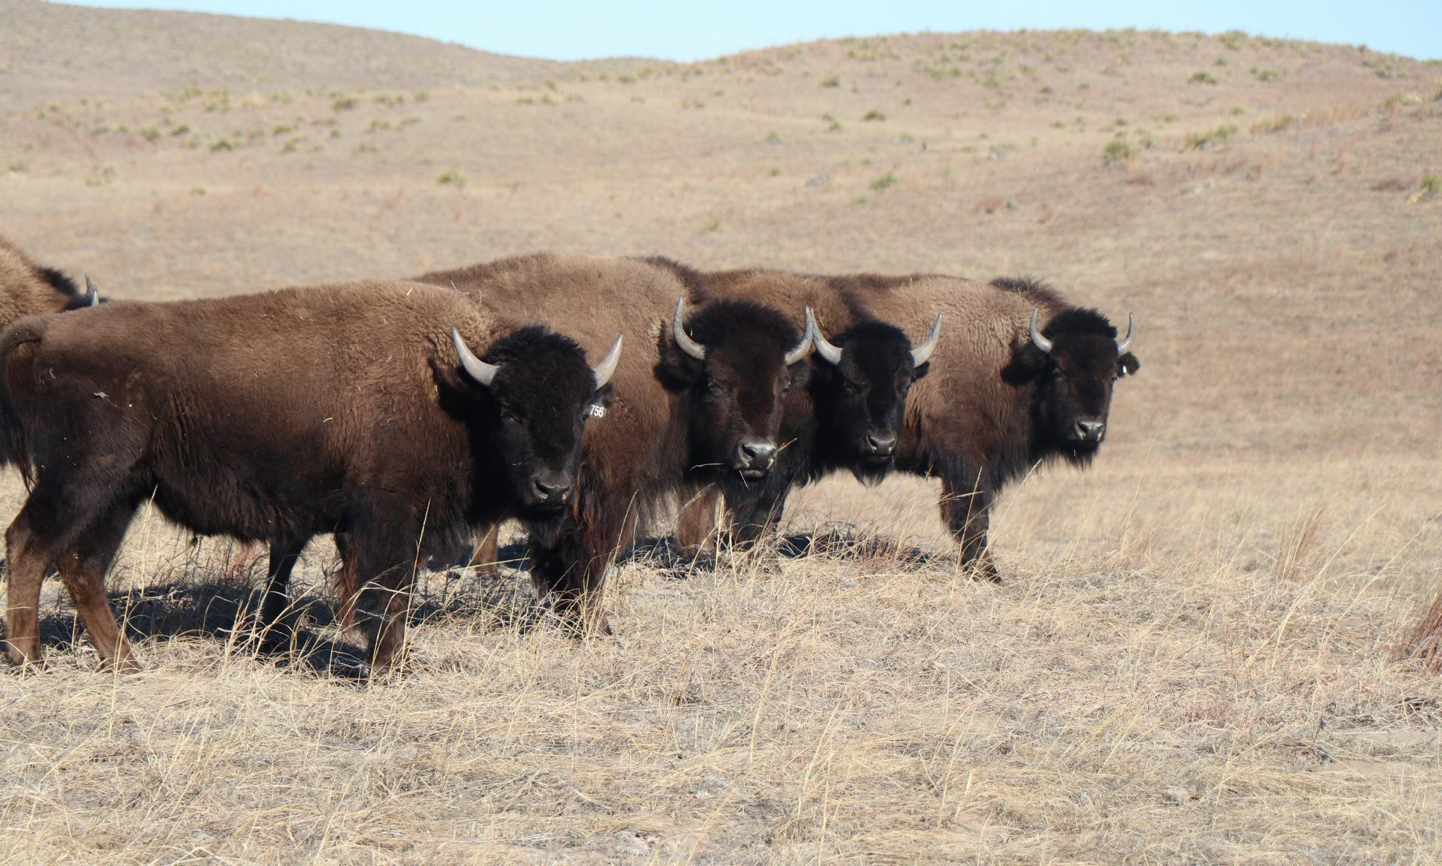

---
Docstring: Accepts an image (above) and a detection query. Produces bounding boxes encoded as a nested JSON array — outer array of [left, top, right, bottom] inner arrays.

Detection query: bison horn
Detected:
[[784, 307, 817, 366], [911, 314, 942, 367], [451, 326, 500, 388], [84, 276, 100, 307], [673, 299, 706, 360], [1029, 308, 1053, 354], [1115, 313, 1135, 353], [809, 307, 843, 366], [591, 334, 623, 390]]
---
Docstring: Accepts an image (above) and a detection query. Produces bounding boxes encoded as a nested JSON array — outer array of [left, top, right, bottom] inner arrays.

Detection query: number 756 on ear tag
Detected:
[[588, 404, 607, 419]]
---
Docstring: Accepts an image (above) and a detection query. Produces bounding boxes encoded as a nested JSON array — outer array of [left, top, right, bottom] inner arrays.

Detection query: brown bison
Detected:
[[415, 254, 815, 632], [0, 281, 620, 671], [646, 261, 942, 549], [678, 274, 1138, 579]]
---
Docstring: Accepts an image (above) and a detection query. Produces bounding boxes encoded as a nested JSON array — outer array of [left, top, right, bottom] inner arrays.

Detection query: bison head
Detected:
[[1013, 307, 1139, 465], [452, 325, 621, 539], [810, 310, 941, 484], [659, 299, 813, 490]]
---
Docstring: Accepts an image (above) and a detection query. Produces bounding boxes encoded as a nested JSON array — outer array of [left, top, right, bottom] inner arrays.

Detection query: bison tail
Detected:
[[0, 320, 47, 487]]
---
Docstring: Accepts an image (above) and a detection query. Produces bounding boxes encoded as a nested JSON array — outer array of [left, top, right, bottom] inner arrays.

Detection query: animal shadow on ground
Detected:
[[625, 524, 946, 578], [2, 548, 546, 678]]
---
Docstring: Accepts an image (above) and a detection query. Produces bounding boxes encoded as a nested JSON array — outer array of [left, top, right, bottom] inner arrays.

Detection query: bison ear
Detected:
[[1119, 352, 1140, 378], [1002, 343, 1047, 385], [591, 382, 617, 411], [655, 325, 704, 390]]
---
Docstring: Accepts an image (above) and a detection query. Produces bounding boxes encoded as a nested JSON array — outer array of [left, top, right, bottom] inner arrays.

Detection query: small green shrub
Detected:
[[870, 172, 898, 191], [820, 76, 840, 88], [437, 169, 467, 188], [1103, 138, 1133, 165], [1184, 124, 1238, 150], [863, 109, 887, 122], [1189, 72, 1218, 85]]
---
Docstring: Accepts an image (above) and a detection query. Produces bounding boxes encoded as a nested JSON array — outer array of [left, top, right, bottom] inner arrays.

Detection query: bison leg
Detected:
[[341, 530, 423, 672], [940, 475, 1000, 582], [4, 509, 50, 669], [256, 536, 309, 651], [56, 503, 140, 671], [674, 488, 720, 559], [472, 523, 501, 580], [5, 478, 136, 670]]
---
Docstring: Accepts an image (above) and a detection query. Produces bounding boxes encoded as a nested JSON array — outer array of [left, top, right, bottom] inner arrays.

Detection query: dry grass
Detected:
[[1, 8, 1441, 863]]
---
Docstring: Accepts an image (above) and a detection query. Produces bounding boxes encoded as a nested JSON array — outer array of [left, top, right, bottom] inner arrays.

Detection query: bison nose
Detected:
[[865, 431, 897, 456], [736, 440, 777, 474], [1075, 420, 1105, 442], [532, 473, 574, 504]]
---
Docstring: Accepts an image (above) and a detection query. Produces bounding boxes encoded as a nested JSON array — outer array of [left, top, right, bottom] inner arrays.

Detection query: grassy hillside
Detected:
[[1, 4, 1440, 862]]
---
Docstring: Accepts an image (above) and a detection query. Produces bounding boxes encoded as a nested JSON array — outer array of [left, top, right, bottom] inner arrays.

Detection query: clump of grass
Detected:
[[862, 109, 886, 122], [1183, 124, 1238, 150], [1271, 505, 1326, 582], [820, 76, 840, 88], [1189, 71, 1218, 85], [870, 172, 898, 191], [1412, 174, 1441, 202], [1401, 586, 1442, 671], [139, 127, 160, 142], [765, 131, 781, 144], [768, 167, 781, 177], [703, 218, 722, 232], [332, 95, 357, 112], [8, 160, 28, 173], [170, 124, 190, 136], [273, 124, 295, 137], [1219, 30, 1246, 50], [209, 138, 235, 152], [1103, 138, 1133, 165], [436, 169, 467, 188], [1253, 67, 1283, 82], [1253, 115, 1296, 134]]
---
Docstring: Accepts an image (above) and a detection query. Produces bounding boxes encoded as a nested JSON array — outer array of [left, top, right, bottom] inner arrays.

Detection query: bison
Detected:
[[677, 274, 1138, 579], [414, 254, 815, 632], [647, 262, 942, 549], [0, 280, 620, 671]]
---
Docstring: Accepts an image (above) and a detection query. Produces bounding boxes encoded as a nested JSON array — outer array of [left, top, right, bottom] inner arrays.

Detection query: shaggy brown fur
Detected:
[[0, 281, 607, 671], [0, 236, 89, 466], [416, 254, 812, 632]]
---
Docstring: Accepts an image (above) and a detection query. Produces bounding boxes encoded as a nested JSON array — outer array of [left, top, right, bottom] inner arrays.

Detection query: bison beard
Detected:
[[0, 283, 612, 673]]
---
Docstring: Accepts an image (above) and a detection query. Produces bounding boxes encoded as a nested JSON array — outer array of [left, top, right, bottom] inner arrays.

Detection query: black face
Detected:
[[657, 301, 810, 489], [1019, 309, 1140, 464], [812, 321, 927, 485], [463, 327, 609, 540]]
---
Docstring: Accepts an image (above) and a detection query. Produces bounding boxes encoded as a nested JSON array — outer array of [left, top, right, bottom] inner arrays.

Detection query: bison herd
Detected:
[[0, 238, 1138, 674]]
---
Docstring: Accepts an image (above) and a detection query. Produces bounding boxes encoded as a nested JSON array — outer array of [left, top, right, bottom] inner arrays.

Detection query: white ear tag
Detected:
[[588, 404, 607, 419]]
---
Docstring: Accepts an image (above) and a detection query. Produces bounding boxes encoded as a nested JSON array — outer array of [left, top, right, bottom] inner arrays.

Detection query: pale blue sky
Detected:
[[68, 0, 1441, 61]]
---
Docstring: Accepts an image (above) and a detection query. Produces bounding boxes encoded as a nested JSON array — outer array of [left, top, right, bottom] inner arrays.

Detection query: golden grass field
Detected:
[[2, 1, 1441, 861]]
